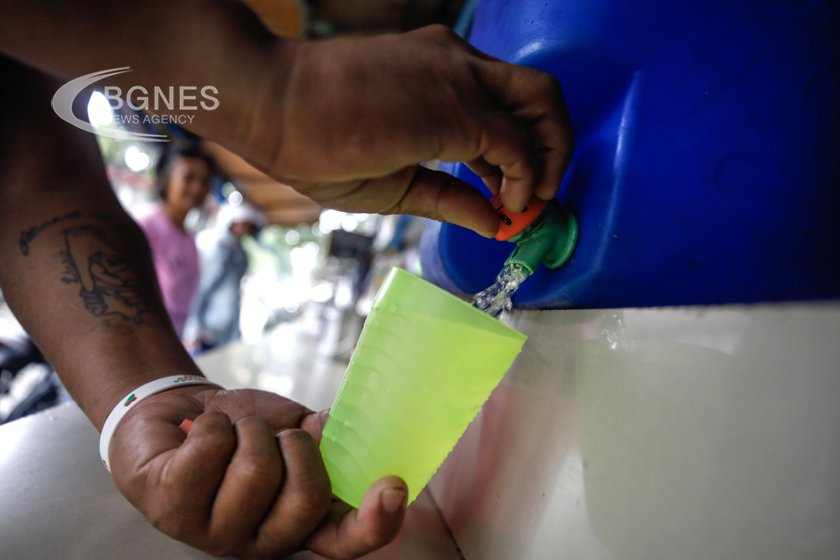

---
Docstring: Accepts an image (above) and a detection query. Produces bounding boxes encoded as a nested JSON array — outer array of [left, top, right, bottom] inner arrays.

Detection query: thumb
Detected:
[[387, 166, 500, 238]]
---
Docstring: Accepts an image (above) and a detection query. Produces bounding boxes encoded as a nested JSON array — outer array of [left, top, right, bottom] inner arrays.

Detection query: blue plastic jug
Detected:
[[421, 0, 840, 308]]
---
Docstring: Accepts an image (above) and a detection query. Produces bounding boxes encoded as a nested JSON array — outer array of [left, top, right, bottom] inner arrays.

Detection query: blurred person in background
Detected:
[[188, 201, 265, 352], [137, 144, 213, 337]]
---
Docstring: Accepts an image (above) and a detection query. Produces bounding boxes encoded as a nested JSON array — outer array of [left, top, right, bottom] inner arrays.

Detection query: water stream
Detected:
[[471, 263, 531, 318]]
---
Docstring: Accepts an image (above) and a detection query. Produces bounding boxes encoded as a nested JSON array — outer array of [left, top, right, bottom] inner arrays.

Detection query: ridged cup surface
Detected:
[[320, 267, 527, 507]]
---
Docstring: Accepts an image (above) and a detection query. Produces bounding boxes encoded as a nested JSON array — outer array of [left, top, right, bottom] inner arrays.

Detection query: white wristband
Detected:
[[99, 375, 220, 471]]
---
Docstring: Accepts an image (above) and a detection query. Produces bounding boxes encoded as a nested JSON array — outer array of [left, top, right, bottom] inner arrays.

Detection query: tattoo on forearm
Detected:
[[59, 225, 146, 323], [20, 214, 148, 324], [19, 211, 110, 255]]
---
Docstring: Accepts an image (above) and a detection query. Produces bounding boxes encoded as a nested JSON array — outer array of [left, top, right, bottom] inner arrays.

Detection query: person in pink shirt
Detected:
[[138, 144, 213, 337]]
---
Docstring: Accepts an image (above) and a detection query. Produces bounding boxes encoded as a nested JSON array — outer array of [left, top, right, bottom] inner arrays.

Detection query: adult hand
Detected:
[[0, 3, 573, 237], [109, 386, 407, 559], [239, 25, 573, 238]]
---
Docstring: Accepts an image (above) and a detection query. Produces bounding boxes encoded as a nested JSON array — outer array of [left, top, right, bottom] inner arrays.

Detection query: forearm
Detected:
[[0, 59, 203, 430], [0, 0, 289, 153]]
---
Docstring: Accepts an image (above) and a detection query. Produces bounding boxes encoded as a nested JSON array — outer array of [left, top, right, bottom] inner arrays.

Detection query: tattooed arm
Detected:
[[0, 65, 200, 426], [0, 58, 406, 559]]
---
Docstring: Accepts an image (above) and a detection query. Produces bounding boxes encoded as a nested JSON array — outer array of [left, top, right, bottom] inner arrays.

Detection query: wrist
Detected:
[[171, 3, 298, 159], [99, 374, 221, 470], [84, 361, 205, 431], [200, 37, 300, 173]]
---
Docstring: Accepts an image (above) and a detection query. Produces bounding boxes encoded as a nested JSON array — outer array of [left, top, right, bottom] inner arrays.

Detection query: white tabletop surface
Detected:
[[431, 302, 840, 560]]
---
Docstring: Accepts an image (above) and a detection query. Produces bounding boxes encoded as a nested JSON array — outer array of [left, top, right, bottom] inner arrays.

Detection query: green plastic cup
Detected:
[[320, 267, 527, 507]]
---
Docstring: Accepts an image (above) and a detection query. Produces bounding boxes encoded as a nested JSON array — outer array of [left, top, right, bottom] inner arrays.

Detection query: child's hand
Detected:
[[108, 386, 407, 559]]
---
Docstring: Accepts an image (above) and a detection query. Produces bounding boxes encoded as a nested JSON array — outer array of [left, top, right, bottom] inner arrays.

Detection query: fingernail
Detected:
[[381, 488, 407, 514]]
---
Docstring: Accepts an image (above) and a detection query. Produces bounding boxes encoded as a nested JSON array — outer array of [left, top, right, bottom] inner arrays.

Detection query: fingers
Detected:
[[475, 110, 541, 211], [198, 386, 314, 432], [160, 419, 334, 558], [466, 157, 503, 194], [306, 476, 408, 559], [146, 411, 236, 538], [408, 24, 570, 209], [300, 409, 330, 444], [386, 167, 499, 238], [254, 429, 332, 554], [206, 416, 284, 551], [114, 392, 348, 559], [475, 59, 574, 202]]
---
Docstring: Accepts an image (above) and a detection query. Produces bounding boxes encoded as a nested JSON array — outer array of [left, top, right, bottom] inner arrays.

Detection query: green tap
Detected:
[[503, 201, 578, 275]]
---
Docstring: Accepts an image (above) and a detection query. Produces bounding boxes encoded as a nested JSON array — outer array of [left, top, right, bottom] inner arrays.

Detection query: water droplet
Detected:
[[599, 312, 635, 350]]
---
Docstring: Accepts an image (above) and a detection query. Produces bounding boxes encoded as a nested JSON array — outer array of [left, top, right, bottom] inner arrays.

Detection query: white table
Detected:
[[431, 302, 840, 560]]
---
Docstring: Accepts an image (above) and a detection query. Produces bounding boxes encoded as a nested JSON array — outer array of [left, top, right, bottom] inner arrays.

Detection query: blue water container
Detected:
[[421, 0, 840, 308]]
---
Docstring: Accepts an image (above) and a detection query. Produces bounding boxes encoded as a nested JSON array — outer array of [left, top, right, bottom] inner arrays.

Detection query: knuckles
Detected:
[[329, 550, 361, 560], [287, 478, 333, 519], [203, 534, 246, 559], [146, 505, 199, 543], [232, 454, 282, 488], [417, 23, 460, 44], [146, 503, 246, 559], [279, 430, 332, 515], [196, 431, 237, 458], [529, 69, 563, 99]]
